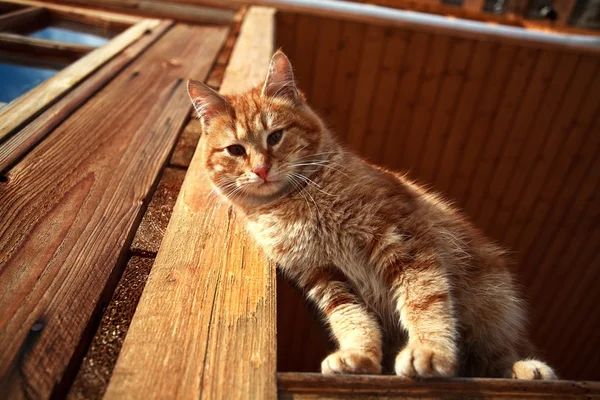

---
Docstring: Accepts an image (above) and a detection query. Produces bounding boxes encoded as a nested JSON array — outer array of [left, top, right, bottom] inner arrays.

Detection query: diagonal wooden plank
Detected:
[[0, 19, 173, 174], [0, 24, 228, 399], [0, 18, 161, 142], [106, 7, 276, 400], [0, 6, 46, 31]]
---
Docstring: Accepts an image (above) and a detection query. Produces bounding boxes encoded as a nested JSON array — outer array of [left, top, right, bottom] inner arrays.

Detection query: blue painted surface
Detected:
[[29, 26, 109, 47], [0, 63, 59, 103]]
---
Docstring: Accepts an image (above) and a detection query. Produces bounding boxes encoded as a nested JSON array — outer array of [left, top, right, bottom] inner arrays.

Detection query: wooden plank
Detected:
[[503, 56, 590, 254], [277, 373, 600, 399], [220, 7, 274, 94], [106, 7, 277, 399], [309, 17, 341, 117], [0, 6, 45, 31], [553, 0, 578, 25], [0, 32, 94, 61], [0, 19, 173, 174], [402, 34, 451, 179], [460, 46, 538, 218], [275, 11, 297, 60], [292, 14, 319, 102], [448, 43, 516, 204], [326, 20, 365, 137], [475, 49, 562, 232], [433, 40, 496, 194], [0, 18, 162, 142], [5, 0, 141, 26], [345, 24, 386, 152], [482, 53, 585, 238], [0, 24, 228, 399], [67, 256, 154, 400], [381, 30, 430, 170], [130, 167, 186, 256], [362, 28, 409, 162], [417, 38, 473, 184]]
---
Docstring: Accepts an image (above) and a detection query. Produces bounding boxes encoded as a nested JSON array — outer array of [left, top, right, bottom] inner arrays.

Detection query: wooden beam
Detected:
[[106, 7, 277, 399], [1, 0, 141, 26], [0, 6, 46, 31], [0, 32, 94, 62], [28, 0, 236, 24], [0, 19, 173, 174], [0, 23, 228, 399], [277, 373, 600, 399], [0, 18, 161, 142]]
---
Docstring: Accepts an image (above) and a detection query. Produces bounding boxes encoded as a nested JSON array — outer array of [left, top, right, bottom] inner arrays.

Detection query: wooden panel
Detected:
[[105, 7, 276, 399], [346, 25, 386, 151], [402, 34, 452, 177], [292, 14, 319, 101], [362, 29, 409, 161], [310, 17, 342, 117], [277, 373, 600, 399], [417, 38, 473, 183], [0, 24, 227, 398], [0, 18, 161, 141], [461, 46, 538, 217], [449, 43, 517, 203], [381, 31, 430, 170], [0, 6, 45, 31], [323, 20, 365, 136], [0, 31, 93, 60], [434, 40, 496, 193], [474, 50, 564, 232], [0, 19, 172, 174]]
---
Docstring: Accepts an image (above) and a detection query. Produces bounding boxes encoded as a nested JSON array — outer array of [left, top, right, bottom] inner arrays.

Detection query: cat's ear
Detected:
[[187, 80, 230, 125], [261, 51, 299, 103]]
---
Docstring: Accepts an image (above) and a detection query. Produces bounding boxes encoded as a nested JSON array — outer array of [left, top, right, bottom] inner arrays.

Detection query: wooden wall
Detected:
[[275, 11, 600, 381]]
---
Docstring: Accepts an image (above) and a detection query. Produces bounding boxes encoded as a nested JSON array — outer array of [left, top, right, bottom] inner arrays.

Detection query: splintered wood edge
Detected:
[[105, 9, 276, 399], [277, 373, 600, 399], [0, 18, 161, 141]]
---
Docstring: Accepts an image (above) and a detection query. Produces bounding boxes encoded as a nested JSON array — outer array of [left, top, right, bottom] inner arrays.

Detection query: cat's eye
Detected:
[[226, 144, 246, 156], [267, 129, 284, 146]]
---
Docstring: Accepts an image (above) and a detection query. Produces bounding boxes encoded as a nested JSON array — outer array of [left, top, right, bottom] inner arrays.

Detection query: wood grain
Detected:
[[0, 18, 161, 142], [0, 19, 173, 174], [277, 373, 600, 399], [105, 7, 277, 399], [0, 24, 227, 399], [0, 31, 95, 61]]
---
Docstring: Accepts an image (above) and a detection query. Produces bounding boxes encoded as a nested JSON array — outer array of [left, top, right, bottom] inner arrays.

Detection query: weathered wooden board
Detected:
[[0, 6, 45, 31], [0, 24, 227, 398], [277, 373, 600, 399], [105, 7, 277, 400], [0, 19, 173, 173]]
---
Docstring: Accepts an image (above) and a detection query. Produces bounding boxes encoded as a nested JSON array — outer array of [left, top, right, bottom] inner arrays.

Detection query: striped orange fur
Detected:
[[187, 51, 556, 379]]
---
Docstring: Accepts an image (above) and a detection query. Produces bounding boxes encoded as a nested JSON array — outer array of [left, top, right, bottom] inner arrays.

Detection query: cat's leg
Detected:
[[303, 268, 383, 375], [510, 359, 557, 379], [389, 253, 458, 378]]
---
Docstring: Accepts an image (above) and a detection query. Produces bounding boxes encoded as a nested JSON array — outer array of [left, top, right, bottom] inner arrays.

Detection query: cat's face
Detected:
[[187, 51, 325, 207]]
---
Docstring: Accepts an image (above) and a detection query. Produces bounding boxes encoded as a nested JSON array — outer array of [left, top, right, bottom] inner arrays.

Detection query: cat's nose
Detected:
[[253, 165, 271, 181]]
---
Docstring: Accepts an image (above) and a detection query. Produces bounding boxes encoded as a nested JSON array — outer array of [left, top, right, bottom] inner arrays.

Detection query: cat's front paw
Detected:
[[511, 359, 557, 380], [321, 350, 382, 375], [395, 342, 457, 378]]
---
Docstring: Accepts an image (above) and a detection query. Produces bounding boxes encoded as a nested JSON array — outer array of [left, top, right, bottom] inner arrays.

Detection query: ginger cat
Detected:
[[186, 51, 556, 379]]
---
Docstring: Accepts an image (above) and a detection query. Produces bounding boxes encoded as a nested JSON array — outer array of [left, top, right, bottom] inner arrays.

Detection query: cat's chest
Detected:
[[246, 213, 331, 267]]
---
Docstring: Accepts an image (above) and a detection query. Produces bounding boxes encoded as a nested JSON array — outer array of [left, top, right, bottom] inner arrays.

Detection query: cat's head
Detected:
[[187, 51, 331, 208]]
